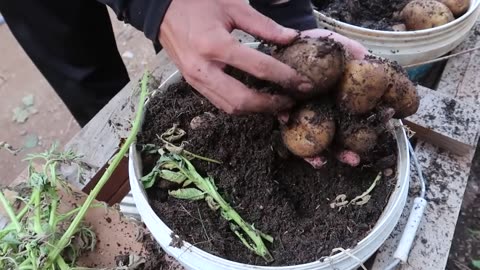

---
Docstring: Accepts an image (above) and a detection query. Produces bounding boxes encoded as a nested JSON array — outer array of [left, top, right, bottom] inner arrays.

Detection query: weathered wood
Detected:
[[373, 19, 480, 270], [437, 20, 480, 96], [404, 86, 480, 156]]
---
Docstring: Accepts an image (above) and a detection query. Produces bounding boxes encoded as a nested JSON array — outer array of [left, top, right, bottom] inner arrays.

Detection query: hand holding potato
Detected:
[[275, 33, 419, 169]]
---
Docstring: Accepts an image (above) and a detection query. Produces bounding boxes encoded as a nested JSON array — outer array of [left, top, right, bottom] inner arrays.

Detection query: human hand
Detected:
[[158, 0, 315, 115]]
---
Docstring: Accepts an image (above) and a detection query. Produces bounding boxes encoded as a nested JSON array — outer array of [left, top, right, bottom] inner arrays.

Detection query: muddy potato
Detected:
[[338, 120, 378, 154], [382, 62, 420, 118], [273, 37, 345, 97], [401, 0, 454, 30], [281, 102, 336, 158], [337, 59, 389, 115], [438, 0, 470, 17]]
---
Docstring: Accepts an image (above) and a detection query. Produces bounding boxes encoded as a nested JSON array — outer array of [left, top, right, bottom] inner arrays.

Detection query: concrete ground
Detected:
[[0, 9, 155, 186]]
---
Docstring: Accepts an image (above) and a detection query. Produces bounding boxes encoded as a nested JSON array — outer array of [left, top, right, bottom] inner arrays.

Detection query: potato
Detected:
[[338, 120, 378, 154], [438, 0, 470, 17], [337, 58, 389, 115], [281, 102, 336, 157], [401, 0, 454, 30], [382, 62, 420, 118], [273, 37, 345, 97]]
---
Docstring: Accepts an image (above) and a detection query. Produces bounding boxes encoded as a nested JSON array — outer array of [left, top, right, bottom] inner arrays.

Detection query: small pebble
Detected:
[[392, 23, 407, 31], [384, 168, 393, 177]]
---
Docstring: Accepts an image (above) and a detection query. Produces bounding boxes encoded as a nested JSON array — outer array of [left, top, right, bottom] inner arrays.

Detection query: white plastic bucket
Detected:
[[128, 67, 411, 270], [313, 0, 480, 66]]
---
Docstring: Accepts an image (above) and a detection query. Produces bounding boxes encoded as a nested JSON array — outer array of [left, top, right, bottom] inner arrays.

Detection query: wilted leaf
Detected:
[[141, 170, 159, 189], [22, 94, 35, 107], [472, 260, 480, 269], [159, 170, 186, 184], [24, 134, 38, 148], [206, 196, 219, 210], [169, 188, 205, 200]]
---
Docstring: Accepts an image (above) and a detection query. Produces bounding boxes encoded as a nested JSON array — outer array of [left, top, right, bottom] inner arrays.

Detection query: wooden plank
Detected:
[[373, 19, 480, 270], [372, 143, 475, 269], [437, 20, 480, 95], [404, 86, 480, 156]]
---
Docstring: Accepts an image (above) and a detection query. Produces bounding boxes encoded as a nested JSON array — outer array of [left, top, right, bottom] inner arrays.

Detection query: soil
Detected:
[[312, 0, 410, 30], [137, 80, 398, 266]]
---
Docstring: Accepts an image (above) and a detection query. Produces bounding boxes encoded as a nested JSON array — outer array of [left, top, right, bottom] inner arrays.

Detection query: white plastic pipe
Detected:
[[393, 197, 428, 263]]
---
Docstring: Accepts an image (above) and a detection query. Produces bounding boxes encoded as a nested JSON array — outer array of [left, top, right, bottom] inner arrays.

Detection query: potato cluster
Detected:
[[400, 0, 469, 31], [274, 37, 420, 158]]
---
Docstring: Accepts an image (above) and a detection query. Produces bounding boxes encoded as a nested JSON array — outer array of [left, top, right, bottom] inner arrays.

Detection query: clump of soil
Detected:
[[138, 80, 397, 266], [313, 0, 410, 30]]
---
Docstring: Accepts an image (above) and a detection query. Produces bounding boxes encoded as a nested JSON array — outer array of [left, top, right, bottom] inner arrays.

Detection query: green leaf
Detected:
[[22, 94, 35, 107], [141, 170, 159, 189], [472, 260, 480, 269], [182, 179, 193, 187], [159, 170, 186, 184], [169, 188, 205, 201]]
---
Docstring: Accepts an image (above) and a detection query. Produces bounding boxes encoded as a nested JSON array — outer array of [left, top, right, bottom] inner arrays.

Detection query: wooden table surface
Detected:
[[61, 23, 480, 270]]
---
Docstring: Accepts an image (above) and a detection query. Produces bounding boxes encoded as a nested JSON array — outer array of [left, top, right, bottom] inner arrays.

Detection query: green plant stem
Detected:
[[49, 198, 58, 228], [56, 256, 70, 270], [32, 188, 42, 234], [176, 157, 272, 261], [45, 71, 149, 267], [0, 190, 21, 232]]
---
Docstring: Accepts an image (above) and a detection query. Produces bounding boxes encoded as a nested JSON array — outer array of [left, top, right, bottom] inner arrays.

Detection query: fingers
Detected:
[[301, 29, 368, 60], [229, 3, 298, 45], [184, 62, 294, 114], [215, 40, 313, 93]]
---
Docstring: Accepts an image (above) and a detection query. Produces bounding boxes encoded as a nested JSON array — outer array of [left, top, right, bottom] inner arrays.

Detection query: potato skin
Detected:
[[337, 59, 389, 115], [340, 124, 378, 154], [382, 62, 420, 118], [281, 102, 336, 158], [401, 0, 454, 30], [438, 0, 470, 17], [273, 37, 345, 97]]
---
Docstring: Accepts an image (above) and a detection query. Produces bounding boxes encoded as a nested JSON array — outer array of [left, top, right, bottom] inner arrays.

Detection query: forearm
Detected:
[[98, 0, 173, 43], [250, 0, 317, 30]]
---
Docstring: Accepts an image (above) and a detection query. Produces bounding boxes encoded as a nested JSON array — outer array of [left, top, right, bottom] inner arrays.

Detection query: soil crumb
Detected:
[[138, 80, 397, 266]]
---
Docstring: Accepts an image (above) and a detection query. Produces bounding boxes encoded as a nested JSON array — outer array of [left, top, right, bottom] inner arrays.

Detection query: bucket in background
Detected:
[[313, 0, 480, 67]]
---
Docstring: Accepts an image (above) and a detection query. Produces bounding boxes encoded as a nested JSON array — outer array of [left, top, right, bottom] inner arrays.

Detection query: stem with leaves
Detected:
[[142, 153, 274, 262], [46, 71, 149, 266]]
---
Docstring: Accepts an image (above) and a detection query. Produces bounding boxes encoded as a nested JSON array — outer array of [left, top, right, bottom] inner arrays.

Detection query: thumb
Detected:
[[230, 3, 299, 44]]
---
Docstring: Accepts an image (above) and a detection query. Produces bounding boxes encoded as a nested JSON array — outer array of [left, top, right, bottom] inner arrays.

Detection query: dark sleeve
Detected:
[[250, 0, 317, 31], [98, 0, 173, 44]]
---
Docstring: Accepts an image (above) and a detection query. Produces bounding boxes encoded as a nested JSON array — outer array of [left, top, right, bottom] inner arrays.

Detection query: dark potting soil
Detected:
[[312, 0, 409, 30], [138, 80, 397, 266]]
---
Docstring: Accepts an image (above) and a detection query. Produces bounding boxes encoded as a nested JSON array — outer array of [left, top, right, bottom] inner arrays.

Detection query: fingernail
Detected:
[[298, 82, 314, 92]]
